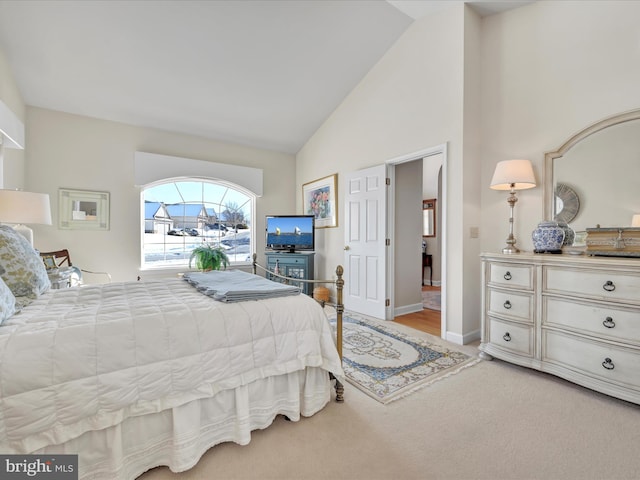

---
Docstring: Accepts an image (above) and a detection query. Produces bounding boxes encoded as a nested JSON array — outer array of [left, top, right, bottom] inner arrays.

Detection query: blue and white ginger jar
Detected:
[[556, 221, 575, 246], [532, 221, 565, 253]]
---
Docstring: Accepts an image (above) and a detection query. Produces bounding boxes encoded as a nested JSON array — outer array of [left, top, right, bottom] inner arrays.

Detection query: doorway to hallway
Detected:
[[387, 143, 447, 338], [394, 285, 441, 336]]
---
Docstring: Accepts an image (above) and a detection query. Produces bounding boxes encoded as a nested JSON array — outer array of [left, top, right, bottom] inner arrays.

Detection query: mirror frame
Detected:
[[544, 108, 640, 221], [423, 198, 436, 237], [59, 188, 110, 230]]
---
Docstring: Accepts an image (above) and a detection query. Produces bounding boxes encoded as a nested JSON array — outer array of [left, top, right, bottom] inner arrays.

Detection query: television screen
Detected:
[[266, 215, 315, 252]]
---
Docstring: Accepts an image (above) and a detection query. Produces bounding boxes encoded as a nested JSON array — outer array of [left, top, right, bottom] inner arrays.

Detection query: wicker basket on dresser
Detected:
[[480, 252, 640, 405]]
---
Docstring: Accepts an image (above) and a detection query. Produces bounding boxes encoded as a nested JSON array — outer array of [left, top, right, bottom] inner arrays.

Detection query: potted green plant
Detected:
[[189, 244, 230, 271]]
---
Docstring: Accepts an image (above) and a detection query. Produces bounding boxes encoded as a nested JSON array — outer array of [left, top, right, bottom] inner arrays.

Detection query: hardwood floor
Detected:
[[393, 285, 441, 336]]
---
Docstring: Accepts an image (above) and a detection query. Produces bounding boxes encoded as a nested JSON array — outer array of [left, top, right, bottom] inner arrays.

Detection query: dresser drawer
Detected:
[[544, 297, 640, 346], [488, 263, 533, 290], [543, 330, 640, 388], [487, 317, 534, 357], [267, 256, 307, 267], [545, 266, 640, 304], [488, 289, 533, 323]]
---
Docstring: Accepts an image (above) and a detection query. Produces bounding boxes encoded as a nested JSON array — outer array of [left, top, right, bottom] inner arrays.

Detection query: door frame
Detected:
[[386, 142, 448, 338]]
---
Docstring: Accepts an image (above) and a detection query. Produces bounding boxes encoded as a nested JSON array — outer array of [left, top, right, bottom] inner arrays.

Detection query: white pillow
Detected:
[[0, 225, 50, 307], [0, 275, 16, 324]]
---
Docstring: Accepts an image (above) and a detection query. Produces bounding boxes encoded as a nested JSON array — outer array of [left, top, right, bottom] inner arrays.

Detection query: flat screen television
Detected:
[[265, 215, 315, 253]]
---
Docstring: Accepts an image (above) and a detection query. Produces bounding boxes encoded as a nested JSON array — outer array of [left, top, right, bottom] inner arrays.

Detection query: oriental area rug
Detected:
[[335, 313, 479, 404]]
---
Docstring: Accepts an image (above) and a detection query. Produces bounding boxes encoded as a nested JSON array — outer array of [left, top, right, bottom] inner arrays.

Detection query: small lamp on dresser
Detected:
[[490, 159, 536, 254]]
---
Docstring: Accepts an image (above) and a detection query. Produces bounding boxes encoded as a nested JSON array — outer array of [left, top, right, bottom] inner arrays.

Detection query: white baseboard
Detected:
[[393, 302, 423, 318], [446, 328, 481, 346]]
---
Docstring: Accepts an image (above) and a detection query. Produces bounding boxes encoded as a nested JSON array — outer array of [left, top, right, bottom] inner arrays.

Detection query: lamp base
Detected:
[[12, 224, 34, 246], [502, 232, 519, 254]]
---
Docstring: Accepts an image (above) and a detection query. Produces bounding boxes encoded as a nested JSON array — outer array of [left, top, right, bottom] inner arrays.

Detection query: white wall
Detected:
[[480, 0, 640, 254], [297, 0, 640, 344], [395, 159, 422, 310], [296, 5, 470, 341], [461, 6, 483, 341], [26, 107, 296, 282], [0, 47, 25, 188]]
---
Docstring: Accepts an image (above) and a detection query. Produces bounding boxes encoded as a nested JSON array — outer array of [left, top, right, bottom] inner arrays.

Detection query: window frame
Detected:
[[140, 177, 256, 271]]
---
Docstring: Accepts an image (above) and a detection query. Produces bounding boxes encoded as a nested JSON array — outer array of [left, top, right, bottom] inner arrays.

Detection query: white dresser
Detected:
[[480, 252, 640, 405]]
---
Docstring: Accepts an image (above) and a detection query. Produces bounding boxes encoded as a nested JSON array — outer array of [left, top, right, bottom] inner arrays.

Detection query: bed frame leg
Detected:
[[335, 379, 344, 403], [329, 373, 344, 403]]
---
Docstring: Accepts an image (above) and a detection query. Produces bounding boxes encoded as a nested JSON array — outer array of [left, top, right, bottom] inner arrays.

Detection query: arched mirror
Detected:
[[544, 109, 640, 235]]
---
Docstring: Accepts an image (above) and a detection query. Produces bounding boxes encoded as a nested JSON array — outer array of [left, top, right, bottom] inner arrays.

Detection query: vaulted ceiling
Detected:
[[0, 0, 531, 154]]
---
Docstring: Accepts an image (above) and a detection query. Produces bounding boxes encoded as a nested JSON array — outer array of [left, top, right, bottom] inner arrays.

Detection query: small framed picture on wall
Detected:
[[42, 255, 57, 270], [59, 188, 110, 230], [303, 173, 338, 228]]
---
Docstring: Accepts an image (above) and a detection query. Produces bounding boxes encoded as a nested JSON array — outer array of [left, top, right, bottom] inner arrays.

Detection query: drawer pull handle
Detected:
[[602, 317, 616, 329], [503, 271, 512, 281], [602, 358, 615, 370], [503, 332, 511, 342], [602, 280, 616, 292], [503, 300, 512, 309]]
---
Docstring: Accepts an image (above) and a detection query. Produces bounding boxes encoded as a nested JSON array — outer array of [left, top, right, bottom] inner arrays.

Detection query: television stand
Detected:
[[265, 251, 315, 295]]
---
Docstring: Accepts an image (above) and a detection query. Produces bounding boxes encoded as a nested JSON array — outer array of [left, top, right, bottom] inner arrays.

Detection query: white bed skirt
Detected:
[[35, 367, 332, 480]]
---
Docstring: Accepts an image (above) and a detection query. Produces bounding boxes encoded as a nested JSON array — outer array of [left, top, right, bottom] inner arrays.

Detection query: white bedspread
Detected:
[[0, 278, 343, 454]]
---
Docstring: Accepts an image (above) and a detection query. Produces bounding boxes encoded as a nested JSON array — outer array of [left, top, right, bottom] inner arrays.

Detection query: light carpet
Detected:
[[339, 313, 479, 404], [422, 289, 441, 311], [139, 321, 640, 480]]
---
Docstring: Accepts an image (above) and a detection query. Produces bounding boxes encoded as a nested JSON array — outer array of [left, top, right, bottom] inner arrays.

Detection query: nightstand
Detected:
[[264, 251, 315, 295]]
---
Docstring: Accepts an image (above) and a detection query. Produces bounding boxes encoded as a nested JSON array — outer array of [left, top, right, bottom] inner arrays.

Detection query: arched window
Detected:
[[142, 179, 254, 268]]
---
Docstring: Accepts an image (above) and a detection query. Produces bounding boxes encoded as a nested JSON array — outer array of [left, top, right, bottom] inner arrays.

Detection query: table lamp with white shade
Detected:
[[490, 159, 537, 254], [0, 189, 52, 246]]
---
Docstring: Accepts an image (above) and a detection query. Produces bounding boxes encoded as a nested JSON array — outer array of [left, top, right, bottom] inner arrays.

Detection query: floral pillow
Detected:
[[0, 275, 16, 324], [0, 225, 50, 307]]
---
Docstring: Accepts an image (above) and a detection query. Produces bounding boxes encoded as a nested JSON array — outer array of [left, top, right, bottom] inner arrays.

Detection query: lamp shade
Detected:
[[490, 159, 537, 191], [632, 214, 640, 227], [0, 189, 52, 225]]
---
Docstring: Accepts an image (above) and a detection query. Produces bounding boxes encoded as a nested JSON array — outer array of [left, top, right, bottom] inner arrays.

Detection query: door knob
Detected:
[[344, 246, 350, 251]]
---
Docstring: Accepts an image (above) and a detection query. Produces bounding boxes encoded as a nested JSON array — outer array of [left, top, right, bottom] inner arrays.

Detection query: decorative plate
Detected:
[[554, 183, 580, 224]]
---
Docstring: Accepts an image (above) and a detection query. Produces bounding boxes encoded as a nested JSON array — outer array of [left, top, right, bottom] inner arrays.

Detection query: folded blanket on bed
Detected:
[[183, 269, 300, 302]]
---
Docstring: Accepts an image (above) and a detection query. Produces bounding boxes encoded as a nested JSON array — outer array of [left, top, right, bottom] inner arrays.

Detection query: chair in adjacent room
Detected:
[[39, 249, 111, 287]]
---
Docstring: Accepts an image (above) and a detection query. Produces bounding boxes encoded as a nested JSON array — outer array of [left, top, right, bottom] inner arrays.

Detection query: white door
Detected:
[[343, 164, 388, 320]]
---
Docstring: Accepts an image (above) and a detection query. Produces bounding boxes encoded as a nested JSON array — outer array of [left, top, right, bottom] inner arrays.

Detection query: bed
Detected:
[[0, 226, 345, 480]]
